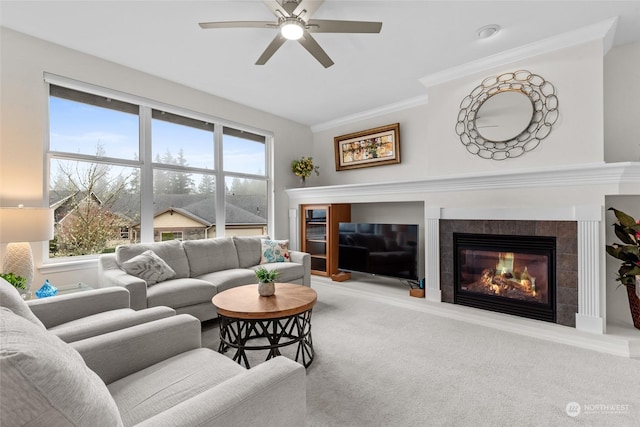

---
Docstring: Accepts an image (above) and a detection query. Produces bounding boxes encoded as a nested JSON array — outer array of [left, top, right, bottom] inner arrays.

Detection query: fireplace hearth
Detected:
[[454, 233, 556, 322]]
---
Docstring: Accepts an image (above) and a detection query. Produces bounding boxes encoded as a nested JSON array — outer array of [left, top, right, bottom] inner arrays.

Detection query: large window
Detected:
[[47, 80, 270, 259]]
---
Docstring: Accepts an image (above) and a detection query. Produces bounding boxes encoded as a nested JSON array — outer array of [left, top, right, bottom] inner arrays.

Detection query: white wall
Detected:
[[604, 42, 640, 162], [0, 28, 313, 288], [313, 41, 606, 186]]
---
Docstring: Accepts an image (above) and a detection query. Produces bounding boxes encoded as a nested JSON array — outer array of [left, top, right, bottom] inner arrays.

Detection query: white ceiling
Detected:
[[1, 1, 639, 127]]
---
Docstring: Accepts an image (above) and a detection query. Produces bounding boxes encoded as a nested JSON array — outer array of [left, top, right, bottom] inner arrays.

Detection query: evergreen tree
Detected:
[[198, 173, 215, 194]]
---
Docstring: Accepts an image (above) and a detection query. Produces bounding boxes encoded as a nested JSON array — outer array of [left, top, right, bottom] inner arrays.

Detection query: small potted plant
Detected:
[[255, 266, 279, 297], [605, 208, 640, 329]]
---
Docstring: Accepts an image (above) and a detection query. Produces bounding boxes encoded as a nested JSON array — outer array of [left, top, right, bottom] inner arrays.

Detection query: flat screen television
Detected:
[[337, 223, 419, 281]]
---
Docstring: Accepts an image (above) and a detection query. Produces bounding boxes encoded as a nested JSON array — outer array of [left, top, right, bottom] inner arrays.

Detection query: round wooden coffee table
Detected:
[[212, 283, 317, 368]]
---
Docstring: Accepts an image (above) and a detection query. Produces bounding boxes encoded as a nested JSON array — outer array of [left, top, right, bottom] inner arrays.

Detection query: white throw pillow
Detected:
[[260, 239, 291, 264], [121, 250, 176, 286]]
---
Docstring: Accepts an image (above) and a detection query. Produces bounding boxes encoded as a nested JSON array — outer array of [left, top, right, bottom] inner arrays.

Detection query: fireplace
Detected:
[[454, 233, 556, 322]]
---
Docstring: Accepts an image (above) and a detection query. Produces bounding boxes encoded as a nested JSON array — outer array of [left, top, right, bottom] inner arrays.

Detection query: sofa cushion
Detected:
[[0, 307, 123, 427], [108, 348, 244, 427], [233, 235, 268, 268], [117, 240, 190, 279], [182, 237, 240, 276], [0, 278, 45, 329], [260, 239, 291, 264], [146, 278, 217, 309], [121, 250, 176, 285], [196, 269, 257, 293]]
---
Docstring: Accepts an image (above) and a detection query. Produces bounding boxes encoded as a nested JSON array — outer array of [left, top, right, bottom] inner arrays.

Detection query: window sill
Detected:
[[38, 257, 99, 274]]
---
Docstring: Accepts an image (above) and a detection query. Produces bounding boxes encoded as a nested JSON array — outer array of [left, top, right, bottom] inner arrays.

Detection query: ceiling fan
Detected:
[[198, 0, 382, 68]]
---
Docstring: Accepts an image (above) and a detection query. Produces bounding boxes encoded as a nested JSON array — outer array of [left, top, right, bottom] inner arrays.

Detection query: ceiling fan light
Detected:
[[281, 20, 304, 40]]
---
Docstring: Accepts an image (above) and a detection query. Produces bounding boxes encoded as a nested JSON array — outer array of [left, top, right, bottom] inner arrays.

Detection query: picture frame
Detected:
[[334, 123, 400, 171]]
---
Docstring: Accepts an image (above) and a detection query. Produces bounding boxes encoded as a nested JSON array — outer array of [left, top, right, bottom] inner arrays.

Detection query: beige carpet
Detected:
[[202, 280, 640, 427]]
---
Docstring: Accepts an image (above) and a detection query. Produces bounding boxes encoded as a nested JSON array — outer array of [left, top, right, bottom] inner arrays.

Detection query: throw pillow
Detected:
[[121, 250, 176, 286], [260, 239, 291, 264], [0, 307, 123, 426]]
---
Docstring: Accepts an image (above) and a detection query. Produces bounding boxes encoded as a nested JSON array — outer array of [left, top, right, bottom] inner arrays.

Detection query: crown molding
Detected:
[[285, 162, 640, 202], [310, 94, 429, 133], [419, 17, 619, 89]]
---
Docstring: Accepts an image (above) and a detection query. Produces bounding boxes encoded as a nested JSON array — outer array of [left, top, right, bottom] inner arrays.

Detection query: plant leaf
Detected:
[[606, 245, 624, 260], [614, 223, 636, 245], [609, 208, 638, 228], [620, 264, 640, 278]]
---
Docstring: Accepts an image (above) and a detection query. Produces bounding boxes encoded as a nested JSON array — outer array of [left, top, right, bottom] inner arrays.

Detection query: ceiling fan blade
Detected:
[[281, 0, 299, 16], [262, 0, 290, 18], [298, 33, 334, 68], [292, 0, 325, 20], [307, 19, 382, 34], [255, 34, 287, 65], [199, 21, 275, 29]]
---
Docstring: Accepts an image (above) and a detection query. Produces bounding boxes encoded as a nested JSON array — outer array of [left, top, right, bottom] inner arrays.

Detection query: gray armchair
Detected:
[[1, 278, 174, 342], [1, 310, 307, 426]]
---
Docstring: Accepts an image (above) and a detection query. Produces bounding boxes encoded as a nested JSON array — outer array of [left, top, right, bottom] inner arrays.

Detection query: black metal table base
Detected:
[[217, 310, 314, 369]]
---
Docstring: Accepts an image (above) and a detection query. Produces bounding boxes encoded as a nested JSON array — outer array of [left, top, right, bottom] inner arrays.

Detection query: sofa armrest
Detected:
[[26, 287, 130, 328], [136, 356, 306, 427], [52, 305, 176, 343], [72, 314, 202, 385], [289, 250, 311, 286], [99, 254, 148, 310]]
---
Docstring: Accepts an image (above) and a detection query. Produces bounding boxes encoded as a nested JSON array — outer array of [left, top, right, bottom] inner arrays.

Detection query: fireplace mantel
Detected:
[[285, 162, 640, 202]]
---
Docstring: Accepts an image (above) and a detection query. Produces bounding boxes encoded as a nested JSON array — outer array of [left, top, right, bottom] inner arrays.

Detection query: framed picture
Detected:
[[334, 123, 400, 171]]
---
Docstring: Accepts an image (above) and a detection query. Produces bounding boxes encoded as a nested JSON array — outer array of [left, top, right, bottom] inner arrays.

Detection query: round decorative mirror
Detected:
[[475, 90, 533, 142], [455, 70, 559, 160]]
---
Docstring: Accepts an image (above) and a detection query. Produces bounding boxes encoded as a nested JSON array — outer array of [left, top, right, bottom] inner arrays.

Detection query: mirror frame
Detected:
[[455, 70, 559, 161]]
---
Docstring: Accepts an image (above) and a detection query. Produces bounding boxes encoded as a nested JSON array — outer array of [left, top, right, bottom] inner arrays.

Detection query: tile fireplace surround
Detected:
[[286, 162, 640, 357], [439, 219, 577, 327]]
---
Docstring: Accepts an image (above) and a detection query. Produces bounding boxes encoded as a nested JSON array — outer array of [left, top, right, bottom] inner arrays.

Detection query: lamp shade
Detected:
[[0, 207, 54, 243]]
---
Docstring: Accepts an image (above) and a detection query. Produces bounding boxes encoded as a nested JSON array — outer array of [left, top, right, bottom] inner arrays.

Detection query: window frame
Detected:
[[44, 73, 273, 264]]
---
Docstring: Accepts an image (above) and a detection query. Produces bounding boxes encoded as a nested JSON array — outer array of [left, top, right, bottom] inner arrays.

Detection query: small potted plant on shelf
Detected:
[[605, 208, 640, 329], [255, 266, 279, 297]]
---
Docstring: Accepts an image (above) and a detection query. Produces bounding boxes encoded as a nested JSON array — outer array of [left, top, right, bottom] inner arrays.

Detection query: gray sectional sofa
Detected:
[[98, 235, 311, 321], [0, 286, 307, 426]]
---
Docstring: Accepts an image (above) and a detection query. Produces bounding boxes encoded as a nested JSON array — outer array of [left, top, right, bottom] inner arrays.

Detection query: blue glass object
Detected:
[[36, 279, 58, 298]]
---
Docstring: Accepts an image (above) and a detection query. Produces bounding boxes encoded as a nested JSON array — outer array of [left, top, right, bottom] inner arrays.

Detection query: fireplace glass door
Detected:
[[459, 250, 549, 304], [454, 233, 556, 322]]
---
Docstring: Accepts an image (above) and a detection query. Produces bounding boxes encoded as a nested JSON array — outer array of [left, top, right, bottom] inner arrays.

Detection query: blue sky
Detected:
[[49, 97, 265, 176]]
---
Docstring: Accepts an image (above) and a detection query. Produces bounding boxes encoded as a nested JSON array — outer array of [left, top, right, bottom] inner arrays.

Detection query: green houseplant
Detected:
[[255, 266, 279, 297], [605, 208, 640, 329], [0, 272, 27, 292]]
